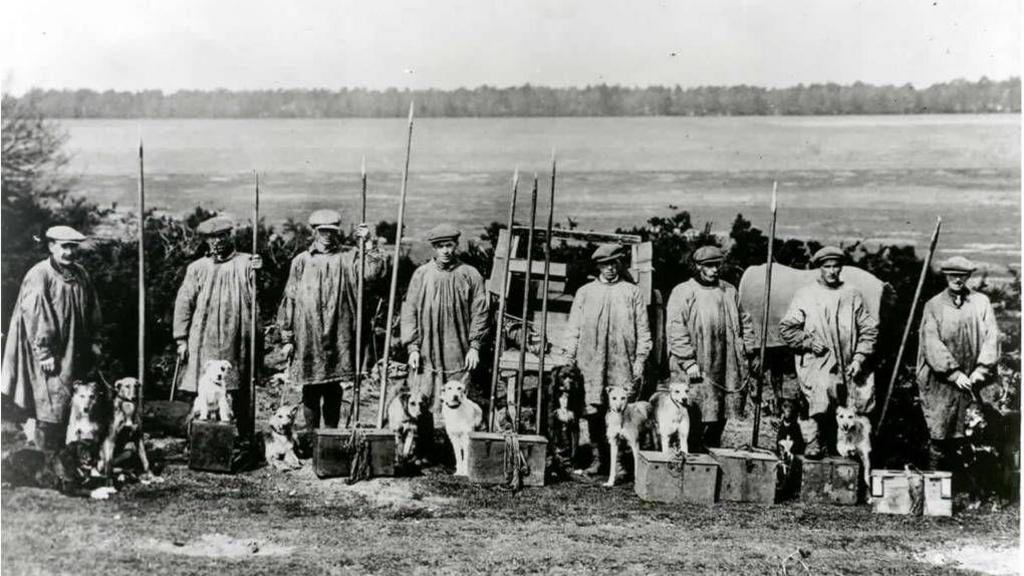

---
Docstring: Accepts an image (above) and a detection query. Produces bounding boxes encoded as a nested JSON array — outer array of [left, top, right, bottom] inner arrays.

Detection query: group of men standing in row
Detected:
[[1, 213, 1000, 474]]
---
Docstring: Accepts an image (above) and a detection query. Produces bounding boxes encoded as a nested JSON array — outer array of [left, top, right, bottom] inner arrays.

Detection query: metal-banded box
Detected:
[[466, 432, 547, 487], [634, 451, 719, 504], [189, 421, 237, 473], [709, 448, 779, 505], [313, 428, 396, 479], [794, 456, 860, 505], [871, 469, 924, 515], [923, 471, 953, 517]]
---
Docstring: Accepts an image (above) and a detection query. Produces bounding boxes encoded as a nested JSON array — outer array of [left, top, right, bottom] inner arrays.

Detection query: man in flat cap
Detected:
[[667, 245, 757, 449], [2, 226, 102, 450], [779, 246, 878, 457], [173, 216, 261, 436], [564, 244, 652, 474], [277, 210, 387, 429], [401, 224, 489, 419], [916, 256, 999, 469]]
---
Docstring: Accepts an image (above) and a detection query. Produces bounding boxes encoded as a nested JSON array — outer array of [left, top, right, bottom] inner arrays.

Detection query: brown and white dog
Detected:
[[835, 405, 872, 487], [66, 381, 108, 445], [440, 379, 483, 476], [388, 390, 426, 464], [649, 381, 691, 455], [263, 405, 302, 471], [548, 365, 586, 473], [191, 360, 236, 423], [101, 377, 159, 485], [604, 385, 653, 487]]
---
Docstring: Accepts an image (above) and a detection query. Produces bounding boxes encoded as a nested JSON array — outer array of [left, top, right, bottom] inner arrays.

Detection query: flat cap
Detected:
[[811, 246, 845, 267], [591, 244, 626, 263], [196, 216, 234, 236], [308, 209, 342, 230], [940, 256, 976, 275], [44, 225, 86, 243], [693, 245, 724, 264], [426, 223, 461, 244]]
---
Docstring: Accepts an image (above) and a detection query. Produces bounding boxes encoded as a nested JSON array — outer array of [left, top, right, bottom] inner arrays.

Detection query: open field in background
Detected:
[[61, 115, 1020, 274]]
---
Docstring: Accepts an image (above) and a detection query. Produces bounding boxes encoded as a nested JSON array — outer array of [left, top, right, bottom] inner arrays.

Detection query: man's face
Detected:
[[598, 261, 619, 281], [945, 272, 970, 293], [432, 239, 458, 265], [207, 231, 233, 256], [313, 228, 340, 251], [698, 261, 720, 283], [48, 241, 80, 266], [820, 260, 842, 286]]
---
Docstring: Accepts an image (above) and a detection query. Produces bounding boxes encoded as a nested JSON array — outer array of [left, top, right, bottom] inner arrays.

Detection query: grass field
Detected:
[[2, 422, 1019, 576]]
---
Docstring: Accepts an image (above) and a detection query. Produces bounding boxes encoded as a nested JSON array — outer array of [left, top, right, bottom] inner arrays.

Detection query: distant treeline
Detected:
[[11, 77, 1020, 118]]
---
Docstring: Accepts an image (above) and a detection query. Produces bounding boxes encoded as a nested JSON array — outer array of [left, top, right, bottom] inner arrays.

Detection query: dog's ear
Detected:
[[459, 371, 471, 387], [288, 404, 300, 417]]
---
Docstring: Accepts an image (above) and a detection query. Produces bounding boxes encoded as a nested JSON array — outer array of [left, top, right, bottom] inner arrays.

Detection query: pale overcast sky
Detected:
[[1, 0, 1019, 93]]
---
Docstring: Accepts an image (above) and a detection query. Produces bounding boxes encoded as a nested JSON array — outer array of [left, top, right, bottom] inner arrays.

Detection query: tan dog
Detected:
[[263, 405, 302, 471], [605, 385, 653, 487], [649, 381, 691, 455], [191, 360, 236, 422], [835, 406, 872, 487], [440, 379, 483, 476], [101, 377, 159, 485], [65, 381, 107, 444], [388, 390, 426, 463]]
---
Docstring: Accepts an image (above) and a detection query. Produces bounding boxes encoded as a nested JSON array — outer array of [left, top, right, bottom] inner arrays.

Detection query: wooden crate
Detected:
[[188, 420, 237, 473], [870, 469, 924, 515], [709, 448, 779, 504], [794, 456, 860, 505], [466, 432, 547, 487], [313, 428, 396, 479], [923, 471, 953, 517], [634, 451, 719, 505]]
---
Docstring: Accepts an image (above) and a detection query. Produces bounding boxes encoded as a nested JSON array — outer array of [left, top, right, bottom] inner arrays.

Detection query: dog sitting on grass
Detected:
[[65, 381, 108, 445], [263, 405, 302, 471], [388, 390, 427, 469]]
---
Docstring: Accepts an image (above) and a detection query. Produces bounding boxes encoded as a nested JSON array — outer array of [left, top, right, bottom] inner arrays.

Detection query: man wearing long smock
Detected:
[[916, 256, 999, 469], [173, 216, 261, 436], [667, 246, 757, 449], [401, 224, 489, 419], [779, 246, 878, 457], [277, 210, 387, 429], [2, 226, 102, 451], [564, 244, 652, 475]]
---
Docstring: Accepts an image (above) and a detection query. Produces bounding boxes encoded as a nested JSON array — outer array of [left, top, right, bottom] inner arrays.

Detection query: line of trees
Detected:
[[11, 77, 1019, 118]]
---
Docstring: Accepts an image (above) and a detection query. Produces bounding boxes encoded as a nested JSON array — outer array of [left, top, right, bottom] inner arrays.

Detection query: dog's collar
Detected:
[[670, 395, 686, 410], [270, 423, 291, 436]]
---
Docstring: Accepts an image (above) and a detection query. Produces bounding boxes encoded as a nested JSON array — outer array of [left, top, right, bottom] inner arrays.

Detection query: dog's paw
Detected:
[[139, 473, 164, 485], [603, 480, 615, 488], [89, 486, 117, 500]]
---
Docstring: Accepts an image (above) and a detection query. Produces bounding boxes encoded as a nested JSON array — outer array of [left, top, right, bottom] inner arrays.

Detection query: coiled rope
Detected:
[[503, 433, 531, 491]]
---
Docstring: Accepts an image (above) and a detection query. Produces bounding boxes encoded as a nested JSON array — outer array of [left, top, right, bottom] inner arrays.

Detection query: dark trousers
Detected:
[[701, 420, 727, 450], [303, 383, 342, 430]]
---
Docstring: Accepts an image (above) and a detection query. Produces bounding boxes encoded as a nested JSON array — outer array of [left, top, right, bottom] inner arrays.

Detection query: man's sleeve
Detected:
[[467, 269, 490, 351], [920, 300, 959, 378], [633, 287, 653, 363], [277, 258, 300, 345], [738, 293, 757, 358], [563, 287, 585, 362], [399, 267, 424, 353], [975, 297, 1001, 372], [666, 286, 698, 371], [172, 264, 199, 341], [779, 292, 813, 352], [19, 272, 58, 362], [853, 292, 878, 363]]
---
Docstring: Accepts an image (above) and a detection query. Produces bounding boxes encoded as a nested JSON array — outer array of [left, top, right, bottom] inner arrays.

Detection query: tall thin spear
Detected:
[[516, 175, 539, 433], [351, 156, 367, 426], [488, 168, 519, 431], [377, 102, 415, 429], [535, 151, 556, 433], [137, 134, 145, 411], [877, 216, 942, 433], [751, 181, 778, 448], [250, 171, 259, 436]]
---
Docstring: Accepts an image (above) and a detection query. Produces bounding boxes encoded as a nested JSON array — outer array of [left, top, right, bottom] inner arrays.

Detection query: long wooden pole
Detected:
[[250, 171, 259, 436], [751, 181, 777, 448], [351, 156, 367, 426], [535, 151, 556, 433], [877, 216, 942, 433], [488, 168, 519, 431], [515, 175, 538, 433], [377, 102, 415, 429], [137, 135, 145, 411]]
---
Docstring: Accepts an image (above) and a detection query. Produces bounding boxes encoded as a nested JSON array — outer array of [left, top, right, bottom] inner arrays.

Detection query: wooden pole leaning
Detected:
[[488, 169, 519, 431], [137, 135, 146, 413], [751, 181, 777, 448], [376, 102, 415, 429], [515, 176, 539, 433], [351, 156, 368, 427], [877, 216, 942, 433], [250, 170, 260, 436], [535, 152, 556, 433]]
